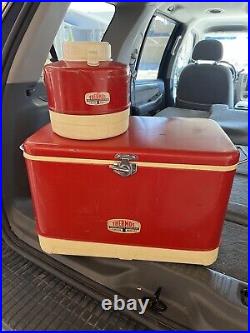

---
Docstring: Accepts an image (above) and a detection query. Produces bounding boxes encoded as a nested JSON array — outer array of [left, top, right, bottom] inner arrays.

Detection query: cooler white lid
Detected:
[[63, 41, 111, 64]]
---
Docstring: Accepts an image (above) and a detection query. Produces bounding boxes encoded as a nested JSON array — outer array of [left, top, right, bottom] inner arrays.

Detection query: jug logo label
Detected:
[[85, 92, 110, 105], [107, 219, 141, 233]]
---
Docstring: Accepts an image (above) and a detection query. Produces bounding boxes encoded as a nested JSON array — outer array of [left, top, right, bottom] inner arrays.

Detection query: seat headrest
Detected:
[[192, 40, 223, 61]]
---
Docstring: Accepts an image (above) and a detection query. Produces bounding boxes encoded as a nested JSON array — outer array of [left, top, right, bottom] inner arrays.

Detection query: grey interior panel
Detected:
[[156, 107, 211, 118], [210, 109, 248, 145], [132, 79, 165, 116], [211, 221, 248, 281], [155, 107, 248, 146], [226, 146, 248, 225]]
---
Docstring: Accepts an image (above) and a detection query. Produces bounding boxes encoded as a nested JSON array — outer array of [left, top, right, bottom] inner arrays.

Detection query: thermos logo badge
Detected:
[[107, 219, 141, 233], [85, 92, 110, 105]]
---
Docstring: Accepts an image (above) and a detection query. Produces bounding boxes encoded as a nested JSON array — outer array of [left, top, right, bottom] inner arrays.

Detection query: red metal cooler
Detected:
[[22, 117, 239, 265], [44, 41, 130, 140]]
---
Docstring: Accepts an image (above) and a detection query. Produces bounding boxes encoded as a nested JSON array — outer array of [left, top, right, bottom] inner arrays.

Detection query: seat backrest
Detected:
[[176, 40, 234, 111]]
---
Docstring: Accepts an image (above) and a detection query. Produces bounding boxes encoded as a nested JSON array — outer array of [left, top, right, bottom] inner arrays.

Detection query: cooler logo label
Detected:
[[85, 92, 110, 105], [107, 219, 141, 234]]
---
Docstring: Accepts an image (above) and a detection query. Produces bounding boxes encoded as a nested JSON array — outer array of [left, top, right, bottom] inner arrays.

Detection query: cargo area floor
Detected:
[[2, 242, 148, 331], [210, 221, 248, 281], [212, 160, 248, 282]]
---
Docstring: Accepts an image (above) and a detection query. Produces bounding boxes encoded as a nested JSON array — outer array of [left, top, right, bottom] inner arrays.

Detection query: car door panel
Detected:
[[132, 79, 164, 116]]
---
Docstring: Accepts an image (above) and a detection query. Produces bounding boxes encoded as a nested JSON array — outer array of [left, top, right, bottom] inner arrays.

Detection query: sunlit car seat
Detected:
[[175, 39, 234, 111], [155, 40, 245, 144]]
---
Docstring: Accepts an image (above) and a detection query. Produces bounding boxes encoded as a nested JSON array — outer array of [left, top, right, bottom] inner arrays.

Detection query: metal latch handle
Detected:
[[110, 153, 137, 177]]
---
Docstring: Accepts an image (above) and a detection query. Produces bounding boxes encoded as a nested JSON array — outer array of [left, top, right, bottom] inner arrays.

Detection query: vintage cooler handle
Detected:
[[237, 146, 248, 165], [110, 153, 137, 177]]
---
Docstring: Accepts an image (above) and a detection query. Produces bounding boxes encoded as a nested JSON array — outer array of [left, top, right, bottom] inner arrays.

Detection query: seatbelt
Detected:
[[50, 45, 58, 63], [129, 49, 138, 109]]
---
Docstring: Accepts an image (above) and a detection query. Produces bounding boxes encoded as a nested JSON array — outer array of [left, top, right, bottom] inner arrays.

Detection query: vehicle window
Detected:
[[136, 15, 176, 81], [52, 2, 115, 60], [171, 31, 195, 99], [204, 32, 248, 72]]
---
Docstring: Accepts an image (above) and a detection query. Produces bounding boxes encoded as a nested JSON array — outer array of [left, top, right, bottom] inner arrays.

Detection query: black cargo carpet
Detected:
[[211, 221, 248, 282], [2, 242, 148, 331]]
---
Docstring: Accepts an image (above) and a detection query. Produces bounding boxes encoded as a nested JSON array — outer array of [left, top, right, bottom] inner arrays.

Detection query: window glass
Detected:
[[53, 2, 115, 59], [204, 32, 248, 72], [136, 15, 176, 80], [172, 32, 195, 99], [2, 2, 7, 11]]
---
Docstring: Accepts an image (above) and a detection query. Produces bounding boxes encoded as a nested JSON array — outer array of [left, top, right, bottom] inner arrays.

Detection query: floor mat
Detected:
[[227, 154, 248, 226], [229, 173, 248, 208], [2, 242, 148, 331], [211, 221, 248, 282]]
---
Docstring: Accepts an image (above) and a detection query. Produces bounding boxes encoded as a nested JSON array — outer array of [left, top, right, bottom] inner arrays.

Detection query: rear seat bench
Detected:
[[155, 104, 248, 146]]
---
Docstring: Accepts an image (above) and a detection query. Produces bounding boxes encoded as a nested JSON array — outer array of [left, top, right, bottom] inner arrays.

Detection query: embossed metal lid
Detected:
[[23, 117, 239, 168]]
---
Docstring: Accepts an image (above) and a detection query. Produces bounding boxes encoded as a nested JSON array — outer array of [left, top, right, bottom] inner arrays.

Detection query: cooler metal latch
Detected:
[[110, 153, 137, 177]]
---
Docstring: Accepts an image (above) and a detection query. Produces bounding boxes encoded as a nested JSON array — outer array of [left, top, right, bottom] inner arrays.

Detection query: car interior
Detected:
[[2, 2, 248, 330]]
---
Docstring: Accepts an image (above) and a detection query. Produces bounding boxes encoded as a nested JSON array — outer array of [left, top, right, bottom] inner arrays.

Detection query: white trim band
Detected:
[[23, 151, 237, 172], [49, 108, 130, 140], [38, 235, 219, 265]]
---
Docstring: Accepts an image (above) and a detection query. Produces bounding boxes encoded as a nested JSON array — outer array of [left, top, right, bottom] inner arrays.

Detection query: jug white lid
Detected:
[[63, 41, 111, 65]]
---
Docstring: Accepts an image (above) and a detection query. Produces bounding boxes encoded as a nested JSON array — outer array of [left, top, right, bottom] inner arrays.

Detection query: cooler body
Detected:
[[23, 117, 239, 265]]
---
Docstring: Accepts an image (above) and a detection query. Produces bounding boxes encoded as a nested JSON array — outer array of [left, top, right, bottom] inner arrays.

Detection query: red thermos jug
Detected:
[[44, 41, 130, 140]]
